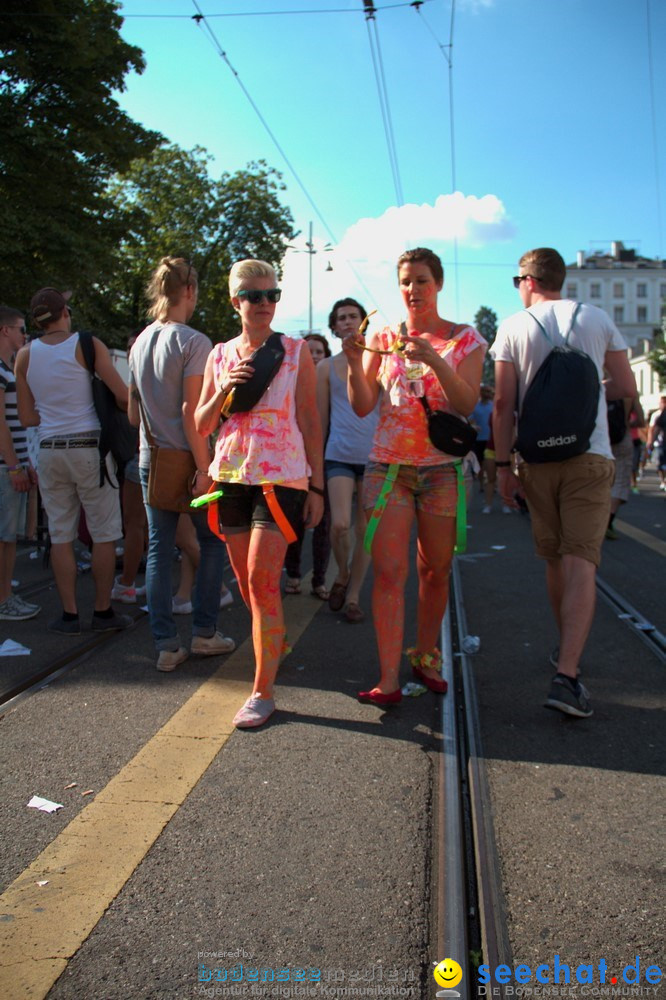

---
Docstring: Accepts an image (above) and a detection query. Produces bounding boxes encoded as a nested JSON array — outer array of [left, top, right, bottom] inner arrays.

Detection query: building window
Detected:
[[566, 283, 577, 298], [636, 283, 647, 298], [637, 306, 647, 323], [613, 282, 624, 298], [590, 283, 601, 299], [614, 306, 624, 323]]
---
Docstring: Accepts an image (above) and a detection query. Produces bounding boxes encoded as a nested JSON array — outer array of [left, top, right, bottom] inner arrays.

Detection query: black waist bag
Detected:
[[420, 395, 477, 458], [225, 332, 286, 414]]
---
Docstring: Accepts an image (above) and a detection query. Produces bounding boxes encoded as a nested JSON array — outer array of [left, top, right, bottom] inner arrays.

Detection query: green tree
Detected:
[[96, 145, 295, 345], [474, 306, 498, 384], [0, 0, 161, 313]]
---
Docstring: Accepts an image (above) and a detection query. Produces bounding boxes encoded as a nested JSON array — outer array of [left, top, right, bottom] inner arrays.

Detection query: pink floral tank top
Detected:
[[370, 323, 487, 466], [209, 334, 310, 485]]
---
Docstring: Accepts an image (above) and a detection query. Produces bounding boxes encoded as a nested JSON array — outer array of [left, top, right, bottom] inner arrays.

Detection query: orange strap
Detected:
[[205, 482, 296, 545], [206, 485, 226, 541], [262, 484, 297, 544]]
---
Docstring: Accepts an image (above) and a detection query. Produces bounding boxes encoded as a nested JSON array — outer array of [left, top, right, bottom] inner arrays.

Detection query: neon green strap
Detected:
[[364, 463, 400, 554], [453, 460, 467, 554], [364, 461, 467, 554]]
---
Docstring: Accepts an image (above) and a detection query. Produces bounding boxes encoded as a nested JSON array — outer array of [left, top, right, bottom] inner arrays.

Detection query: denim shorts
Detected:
[[325, 459, 366, 481], [214, 482, 307, 535], [123, 455, 141, 485], [363, 461, 460, 518], [0, 467, 27, 541]]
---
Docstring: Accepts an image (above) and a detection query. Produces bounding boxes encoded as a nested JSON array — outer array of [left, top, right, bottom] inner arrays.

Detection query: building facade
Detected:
[[565, 241, 666, 351]]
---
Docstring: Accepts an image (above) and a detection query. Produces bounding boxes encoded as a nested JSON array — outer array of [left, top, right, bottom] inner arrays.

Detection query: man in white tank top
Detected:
[[15, 287, 132, 635]]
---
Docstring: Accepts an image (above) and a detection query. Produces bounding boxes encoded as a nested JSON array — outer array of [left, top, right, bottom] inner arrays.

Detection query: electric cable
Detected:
[[645, 0, 663, 257], [189, 0, 384, 322], [364, 8, 405, 208]]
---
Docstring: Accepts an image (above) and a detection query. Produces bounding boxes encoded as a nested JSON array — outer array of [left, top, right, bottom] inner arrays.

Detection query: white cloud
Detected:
[[338, 192, 514, 264], [277, 191, 514, 341]]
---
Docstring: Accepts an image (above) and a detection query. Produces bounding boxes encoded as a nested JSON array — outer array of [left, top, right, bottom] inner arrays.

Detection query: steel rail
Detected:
[[596, 575, 666, 664], [0, 613, 145, 710], [451, 559, 513, 998], [437, 601, 469, 999]]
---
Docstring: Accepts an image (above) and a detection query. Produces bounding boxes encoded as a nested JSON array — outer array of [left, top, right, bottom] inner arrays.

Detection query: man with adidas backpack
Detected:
[[491, 248, 637, 718]]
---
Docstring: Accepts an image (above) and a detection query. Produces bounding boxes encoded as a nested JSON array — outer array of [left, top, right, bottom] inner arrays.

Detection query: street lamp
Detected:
[[287, 222, 333, 332]]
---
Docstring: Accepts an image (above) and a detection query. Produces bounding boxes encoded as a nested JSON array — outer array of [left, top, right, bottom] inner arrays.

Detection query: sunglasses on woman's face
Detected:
[[237, 288, 282, 304]]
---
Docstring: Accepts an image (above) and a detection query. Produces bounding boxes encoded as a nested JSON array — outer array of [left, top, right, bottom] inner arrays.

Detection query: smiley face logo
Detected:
[[434, 959, 463, 989]]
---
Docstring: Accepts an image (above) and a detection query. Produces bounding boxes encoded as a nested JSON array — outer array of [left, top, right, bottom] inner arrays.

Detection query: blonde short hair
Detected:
[[146, 257, 197, 321], [229, 259, 277, 299]]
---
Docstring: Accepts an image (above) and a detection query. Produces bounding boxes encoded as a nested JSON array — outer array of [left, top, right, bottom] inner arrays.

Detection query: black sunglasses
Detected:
[[512, 274, 538, 289], [237, 288, 282, 305]]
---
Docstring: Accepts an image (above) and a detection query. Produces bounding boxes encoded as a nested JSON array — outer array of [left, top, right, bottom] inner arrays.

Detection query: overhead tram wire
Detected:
[[188, 0, 379, 316], [363, 1, 405, 208], [646, 0, 663, 257]]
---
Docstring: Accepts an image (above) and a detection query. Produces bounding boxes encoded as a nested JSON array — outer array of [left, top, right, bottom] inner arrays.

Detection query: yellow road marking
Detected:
[[616, 518, 666, 558], [0, 574, 324, 999]]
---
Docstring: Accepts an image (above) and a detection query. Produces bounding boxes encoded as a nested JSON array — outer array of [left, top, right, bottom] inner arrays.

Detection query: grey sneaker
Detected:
[[191, 631, 236, 656], [11, 595, 41, 617], [91, 611, 133, 632], [157, 647, 188, 672], [0, 595, 40, 621], [48, 615, 81, 635], [545, 674, 593, 718], [232, 695, 275, 729]]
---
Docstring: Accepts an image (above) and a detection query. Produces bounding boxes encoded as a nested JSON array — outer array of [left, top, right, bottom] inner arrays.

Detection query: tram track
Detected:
[[595, 574, 666, 664], [0, 611, 147, 711], [436, 559, 512, 1000]]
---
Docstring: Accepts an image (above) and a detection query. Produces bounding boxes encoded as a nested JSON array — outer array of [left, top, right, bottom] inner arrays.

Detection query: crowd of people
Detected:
[[1, 245, 661, 727]]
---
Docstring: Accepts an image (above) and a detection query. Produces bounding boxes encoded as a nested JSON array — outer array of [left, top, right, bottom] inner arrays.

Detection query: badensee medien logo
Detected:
[[477, 955, 662, 994]]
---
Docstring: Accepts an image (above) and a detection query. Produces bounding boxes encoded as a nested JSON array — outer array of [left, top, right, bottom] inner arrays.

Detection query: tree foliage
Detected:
[[93, 145, 296, 345], [0, 0, 161, 310], [474, 305, 498, 384]]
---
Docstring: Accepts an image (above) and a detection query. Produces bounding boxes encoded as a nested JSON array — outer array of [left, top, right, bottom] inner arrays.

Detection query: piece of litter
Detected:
[[36, 881, 49, 887], [64, 782, 77, 790], [29, 550, 39, 559], [11, 579, 19, 587], [27, 796, 63, 814], [462, 635, 481, 654], [617, 613, 632, 620], [635, 623, 654, 632], [0, 639, 31, 657], [81, 789, 94, 796], [401, 682, 427, 697], [491, 545, 506, 550]]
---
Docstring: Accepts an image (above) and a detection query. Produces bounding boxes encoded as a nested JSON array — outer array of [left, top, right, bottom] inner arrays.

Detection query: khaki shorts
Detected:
[[38, 445, 122, 544], [518, 453, 614, 568]]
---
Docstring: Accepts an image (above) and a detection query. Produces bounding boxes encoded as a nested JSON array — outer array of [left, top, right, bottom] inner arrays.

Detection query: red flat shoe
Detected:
[[357, 688, 402, 706], [412, 664, 448, 695]]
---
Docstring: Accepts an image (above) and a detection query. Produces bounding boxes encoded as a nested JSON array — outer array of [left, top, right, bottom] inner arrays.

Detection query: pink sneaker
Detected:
[[232, 695, 275, 729]]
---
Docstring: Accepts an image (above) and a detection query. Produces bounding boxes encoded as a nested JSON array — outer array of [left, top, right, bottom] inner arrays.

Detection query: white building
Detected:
[[565, 241, 666, 351]]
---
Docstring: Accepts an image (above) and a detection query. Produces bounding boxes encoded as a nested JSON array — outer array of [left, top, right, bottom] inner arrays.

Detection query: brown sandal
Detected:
[[328, 580, 348, 612], [344, 601, 365, 624]]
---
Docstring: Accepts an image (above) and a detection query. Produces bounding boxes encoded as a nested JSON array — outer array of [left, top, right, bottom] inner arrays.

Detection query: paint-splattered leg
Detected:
[[246, 526, 288, 699], [413, 511, 456, 680], [370, 503, 413, 693]]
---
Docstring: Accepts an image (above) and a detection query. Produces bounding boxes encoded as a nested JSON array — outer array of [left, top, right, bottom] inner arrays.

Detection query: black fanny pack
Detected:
[[224, 332, 286, 415], [420, 395, 477, 458]]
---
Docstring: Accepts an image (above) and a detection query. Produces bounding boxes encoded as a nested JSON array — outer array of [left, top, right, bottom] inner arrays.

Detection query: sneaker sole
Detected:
[[157, 650, 188, 672], [544, 697, 593, 718], [191, 642, 236, 656]]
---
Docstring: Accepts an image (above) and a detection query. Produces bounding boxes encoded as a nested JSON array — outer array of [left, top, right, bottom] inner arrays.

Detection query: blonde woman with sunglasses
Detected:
[[195, 259, 324, 729]]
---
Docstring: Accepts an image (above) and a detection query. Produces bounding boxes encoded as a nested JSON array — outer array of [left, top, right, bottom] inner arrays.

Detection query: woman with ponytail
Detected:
[[128, 256, 235, 671]]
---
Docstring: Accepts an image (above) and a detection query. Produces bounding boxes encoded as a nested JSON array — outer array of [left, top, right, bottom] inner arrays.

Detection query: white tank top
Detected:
[[27, 334, 100, 441]]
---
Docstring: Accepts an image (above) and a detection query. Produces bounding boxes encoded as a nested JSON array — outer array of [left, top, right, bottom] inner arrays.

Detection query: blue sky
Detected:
[[115, 0, 666, 344]]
